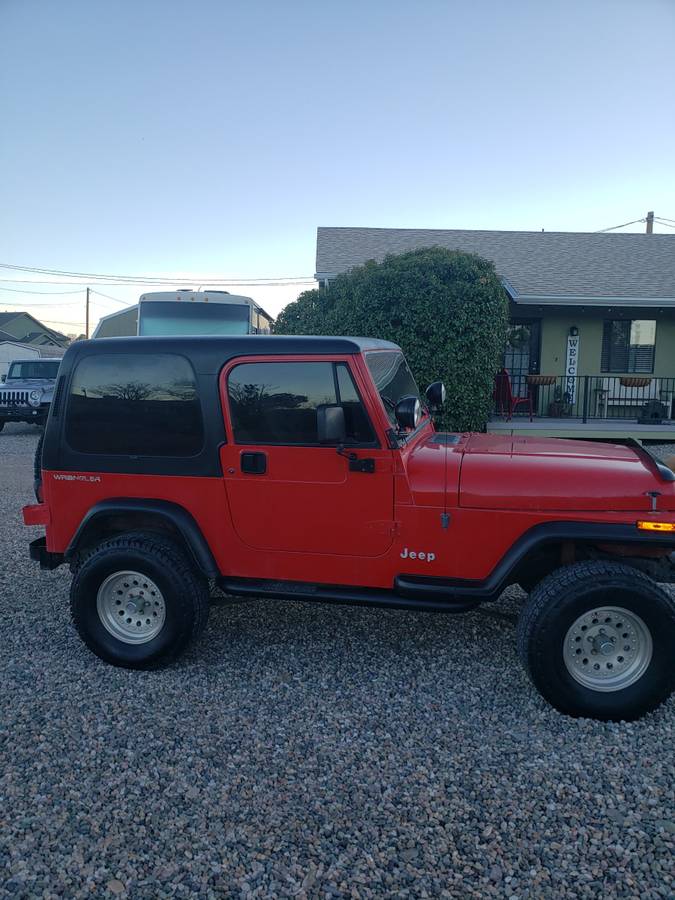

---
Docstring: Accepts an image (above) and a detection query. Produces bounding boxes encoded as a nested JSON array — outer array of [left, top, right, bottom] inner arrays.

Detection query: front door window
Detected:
[[227, 361, 376, 445], [504, 320, 541, 398]]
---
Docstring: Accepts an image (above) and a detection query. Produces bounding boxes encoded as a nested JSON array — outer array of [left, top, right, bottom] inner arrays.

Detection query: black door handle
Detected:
[[240, 451, 267, 475]]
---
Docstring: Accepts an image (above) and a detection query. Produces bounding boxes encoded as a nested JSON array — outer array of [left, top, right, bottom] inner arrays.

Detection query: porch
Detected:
[[490, 373, 675, 442]]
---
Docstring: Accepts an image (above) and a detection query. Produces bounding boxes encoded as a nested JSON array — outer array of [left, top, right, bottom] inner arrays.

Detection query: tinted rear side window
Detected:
[[66, 354, 203, 456]]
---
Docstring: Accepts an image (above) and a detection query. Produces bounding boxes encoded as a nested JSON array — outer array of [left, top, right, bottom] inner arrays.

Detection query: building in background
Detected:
[[92, 305, 139, 338], [0, 311, 68, 349], [316, 227, 675, 440], [0, 312, 68, 378]]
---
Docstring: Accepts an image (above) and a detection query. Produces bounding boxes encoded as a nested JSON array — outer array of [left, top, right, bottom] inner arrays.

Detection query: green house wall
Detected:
[[536, 311, 675, 378]]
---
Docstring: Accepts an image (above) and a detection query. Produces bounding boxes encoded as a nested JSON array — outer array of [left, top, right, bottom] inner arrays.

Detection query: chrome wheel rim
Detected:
[[96, 570, 166, 645], [563, 606, 652, 692]]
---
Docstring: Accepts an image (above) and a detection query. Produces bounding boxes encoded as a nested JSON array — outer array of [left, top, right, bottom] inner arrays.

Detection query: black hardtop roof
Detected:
[[65, 334, 401, 373]]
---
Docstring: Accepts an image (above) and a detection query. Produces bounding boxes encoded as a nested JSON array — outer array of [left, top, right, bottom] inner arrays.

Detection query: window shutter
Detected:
[[631, 345, 655, 373], [602, 321, 630, 372], [601, 323, 611, 371]]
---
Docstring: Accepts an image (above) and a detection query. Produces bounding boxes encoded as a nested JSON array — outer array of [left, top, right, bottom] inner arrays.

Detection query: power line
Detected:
[[0, 276, 315, 288], [654, 215, 675, 224], [654, 219, 675, 229], [595, 217, 646, 233], [0, 300, 81, 308], [90, 289, 135, 306], [0, 261, 314, 285], [0, 285, 84, 295]]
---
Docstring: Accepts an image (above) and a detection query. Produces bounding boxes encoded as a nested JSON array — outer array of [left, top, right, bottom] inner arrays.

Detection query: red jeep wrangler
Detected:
[[24, 336, 675, 720]]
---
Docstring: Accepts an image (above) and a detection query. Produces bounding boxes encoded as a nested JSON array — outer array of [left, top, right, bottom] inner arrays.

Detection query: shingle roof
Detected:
[[0, 311, 68, 346], [315, 227, 675, 304]]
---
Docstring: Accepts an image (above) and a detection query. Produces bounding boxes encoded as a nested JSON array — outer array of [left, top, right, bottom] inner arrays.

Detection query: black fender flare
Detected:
[[65, 498, 219, 578], [395, 520, 675, 603]]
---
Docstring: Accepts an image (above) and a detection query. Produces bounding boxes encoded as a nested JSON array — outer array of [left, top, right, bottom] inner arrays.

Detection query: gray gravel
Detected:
[[1, 422, 673, 899], [645, 442, 675, 464]]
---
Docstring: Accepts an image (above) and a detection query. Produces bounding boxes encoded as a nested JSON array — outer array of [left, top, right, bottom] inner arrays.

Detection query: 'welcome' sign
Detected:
[[565, 334, 580, 403]]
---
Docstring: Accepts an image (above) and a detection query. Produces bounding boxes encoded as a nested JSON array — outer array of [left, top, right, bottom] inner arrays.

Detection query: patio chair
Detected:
[[494, 368, 533, 421]]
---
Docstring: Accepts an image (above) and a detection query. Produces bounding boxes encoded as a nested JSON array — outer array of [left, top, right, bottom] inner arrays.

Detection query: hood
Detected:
[[459, 434, 675, 512]]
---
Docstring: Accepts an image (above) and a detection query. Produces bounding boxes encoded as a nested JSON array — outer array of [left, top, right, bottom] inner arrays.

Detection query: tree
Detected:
[[274, 288, 325, 335], [100, 382, 152, 401], [274, 247, 509, 431]]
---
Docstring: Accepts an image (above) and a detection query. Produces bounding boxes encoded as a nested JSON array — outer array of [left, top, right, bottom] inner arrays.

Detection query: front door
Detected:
[[504, 319, 541, 399], [219, 356, 395, 557]]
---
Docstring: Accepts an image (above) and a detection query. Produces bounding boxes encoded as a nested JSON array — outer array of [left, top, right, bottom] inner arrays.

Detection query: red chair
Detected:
[[494, 368, 533, 421]]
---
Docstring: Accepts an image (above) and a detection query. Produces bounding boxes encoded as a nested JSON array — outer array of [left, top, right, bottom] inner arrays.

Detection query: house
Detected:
[[0, 312, 68, 378], [92, 305, 138, 338], [0, 311, 69, 349], [315, 227, 675, 440]]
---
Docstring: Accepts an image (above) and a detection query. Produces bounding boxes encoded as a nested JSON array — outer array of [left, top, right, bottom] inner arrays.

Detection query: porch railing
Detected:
[[497, 375, 675, 422]]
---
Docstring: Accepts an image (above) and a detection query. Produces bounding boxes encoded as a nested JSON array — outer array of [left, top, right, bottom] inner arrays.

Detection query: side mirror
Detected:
[[395, 396, 422, 431], [317, 404, 347, 444], [0, 374, 5, 383], [425, 381, 446, 410]]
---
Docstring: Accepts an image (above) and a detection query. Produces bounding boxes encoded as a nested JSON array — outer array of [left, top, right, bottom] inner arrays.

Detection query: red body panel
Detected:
[[218, 354, 395, 558], [460, 434, 674, 513], [25, 351, 675, 589]]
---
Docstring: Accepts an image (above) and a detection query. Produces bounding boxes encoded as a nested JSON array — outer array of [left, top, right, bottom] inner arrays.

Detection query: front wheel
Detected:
[[71, 531, 209, 669], [517, 561, 675, 721]]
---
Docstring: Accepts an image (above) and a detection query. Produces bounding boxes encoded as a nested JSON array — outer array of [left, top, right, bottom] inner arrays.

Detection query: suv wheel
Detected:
[[71, 531, 209, 669], [517, 560, 675, 721]]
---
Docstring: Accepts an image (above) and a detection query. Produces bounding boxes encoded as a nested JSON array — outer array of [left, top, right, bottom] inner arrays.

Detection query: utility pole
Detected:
[[85, 286, 90, 338], [646, 211, 654, 234]]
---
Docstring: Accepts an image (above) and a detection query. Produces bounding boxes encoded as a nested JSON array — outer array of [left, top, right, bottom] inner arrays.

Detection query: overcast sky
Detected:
[[1, 0, 674, 334]]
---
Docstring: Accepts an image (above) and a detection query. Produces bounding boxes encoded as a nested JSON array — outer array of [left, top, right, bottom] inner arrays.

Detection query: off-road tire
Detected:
[[517, 560, 675, 721], [517, 576, 539, 594], [71, 531, 209, 670]]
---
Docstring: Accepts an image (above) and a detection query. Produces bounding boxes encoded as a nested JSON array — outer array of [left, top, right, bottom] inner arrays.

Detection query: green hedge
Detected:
[[275, 247, 509, 432]]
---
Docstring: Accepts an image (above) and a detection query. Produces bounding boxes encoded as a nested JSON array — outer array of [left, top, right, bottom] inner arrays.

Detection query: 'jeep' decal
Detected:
[[400, 547, 436, 562]]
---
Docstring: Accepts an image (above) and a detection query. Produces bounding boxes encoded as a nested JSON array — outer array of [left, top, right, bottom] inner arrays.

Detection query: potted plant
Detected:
[[548, 386, 572, 417]]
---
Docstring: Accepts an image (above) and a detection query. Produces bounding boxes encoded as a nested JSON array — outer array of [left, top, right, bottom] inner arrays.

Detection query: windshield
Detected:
[[138, 301, 251, 336], [7, 361, 60, 379], [365, 350, 422, 426]]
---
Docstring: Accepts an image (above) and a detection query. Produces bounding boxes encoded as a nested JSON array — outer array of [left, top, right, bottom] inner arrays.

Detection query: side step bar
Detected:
[[218, 576, 481, 613]]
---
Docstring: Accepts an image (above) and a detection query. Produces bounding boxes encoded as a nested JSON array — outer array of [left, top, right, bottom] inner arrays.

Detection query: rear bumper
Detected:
[[23, 502, 50, 526], [0, 407, 46, 422], [29, 536, 63, 570]]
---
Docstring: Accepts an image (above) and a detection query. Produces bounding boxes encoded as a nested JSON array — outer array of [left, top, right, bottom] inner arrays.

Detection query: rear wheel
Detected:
[[517, 575, 540, 594], [71, 531, 209, 669], [517, 561, 675, 721]]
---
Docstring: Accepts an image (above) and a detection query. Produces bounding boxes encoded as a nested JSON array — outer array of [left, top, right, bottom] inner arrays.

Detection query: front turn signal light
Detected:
[[637, 520, 675, 532]]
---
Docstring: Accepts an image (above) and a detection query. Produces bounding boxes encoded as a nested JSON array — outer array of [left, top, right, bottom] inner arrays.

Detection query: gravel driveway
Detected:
[[1, 425, 673, 899]]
